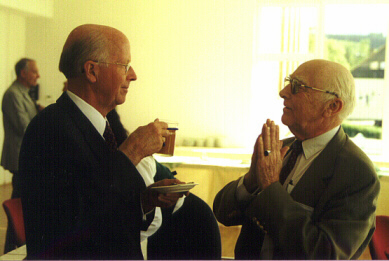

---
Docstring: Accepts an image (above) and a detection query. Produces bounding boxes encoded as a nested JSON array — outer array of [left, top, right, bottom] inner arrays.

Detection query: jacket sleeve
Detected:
[[213, 178, 248, 226]]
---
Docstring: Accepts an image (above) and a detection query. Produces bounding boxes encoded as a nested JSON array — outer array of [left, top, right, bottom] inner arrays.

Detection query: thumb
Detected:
[[280, 145, 289, 159]]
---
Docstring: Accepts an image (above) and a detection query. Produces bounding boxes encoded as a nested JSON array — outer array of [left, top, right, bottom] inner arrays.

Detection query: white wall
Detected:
[[0, 8, 27, 184], [24, 0, 257, 148], [0, 0, 270, 183], [0, 0, 53, 18]]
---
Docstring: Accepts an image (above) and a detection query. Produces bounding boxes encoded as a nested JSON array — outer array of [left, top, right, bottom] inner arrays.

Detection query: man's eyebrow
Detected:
[[292, 76, 308, 86]]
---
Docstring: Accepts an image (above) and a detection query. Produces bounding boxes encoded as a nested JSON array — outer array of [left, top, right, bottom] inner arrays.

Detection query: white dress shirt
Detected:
[[136, 156, 186, 242], [66, 90, 107, 136]]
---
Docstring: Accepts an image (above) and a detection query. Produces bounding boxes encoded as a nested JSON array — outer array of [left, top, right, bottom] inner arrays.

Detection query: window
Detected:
[[250, 4, 321, 140], [324, 4, 389, 165], [251, 2, 389, 170]]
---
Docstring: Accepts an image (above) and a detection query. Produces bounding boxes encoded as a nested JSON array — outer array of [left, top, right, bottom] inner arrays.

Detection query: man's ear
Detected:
[[20, 69, 27, 79], [83, 61, 98, 83], [323, 98, 343, 118]]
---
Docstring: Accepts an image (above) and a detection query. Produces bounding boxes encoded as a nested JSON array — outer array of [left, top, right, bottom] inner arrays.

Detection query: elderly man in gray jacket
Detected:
[[1, 58, 40, 253], [214, 60, 380, 259]]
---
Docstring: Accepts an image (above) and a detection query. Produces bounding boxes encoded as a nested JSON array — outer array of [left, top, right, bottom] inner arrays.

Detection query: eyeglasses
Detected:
[[95, 61, 131, 73], [284, 77, 339, 98]]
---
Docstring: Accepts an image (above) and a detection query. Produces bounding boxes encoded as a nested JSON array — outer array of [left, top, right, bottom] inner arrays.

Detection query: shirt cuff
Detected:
[[236, 176, 259, 202]]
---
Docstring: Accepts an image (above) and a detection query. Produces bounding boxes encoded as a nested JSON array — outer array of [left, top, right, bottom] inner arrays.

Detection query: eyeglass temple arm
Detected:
[[307, 86, 339, 98]]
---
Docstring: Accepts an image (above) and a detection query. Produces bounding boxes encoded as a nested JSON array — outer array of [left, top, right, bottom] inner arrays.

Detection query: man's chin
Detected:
[[116, 97, 126, 106], [280, 114, 292, 127], [281, 114, 287, 124]]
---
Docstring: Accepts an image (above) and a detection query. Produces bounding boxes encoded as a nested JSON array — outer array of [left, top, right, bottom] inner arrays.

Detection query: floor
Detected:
[[0, 183, 372, 259]]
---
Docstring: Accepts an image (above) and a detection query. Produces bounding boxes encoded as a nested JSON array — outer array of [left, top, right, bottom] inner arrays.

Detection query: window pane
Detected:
[[324, 4, 388, 77], [324, 4, 389, 160], [256, 6, 318, 55]]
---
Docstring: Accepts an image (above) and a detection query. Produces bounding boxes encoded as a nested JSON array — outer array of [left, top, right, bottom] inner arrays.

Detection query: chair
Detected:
[[3, 198, 26, 247], [369, 215, 389, 260], [147, 193, 222, 260]]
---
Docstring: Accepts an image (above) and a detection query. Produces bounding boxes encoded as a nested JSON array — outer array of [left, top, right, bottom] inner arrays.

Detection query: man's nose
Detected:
[[279, 84, 290, 99], [127, 67, 137, 81]]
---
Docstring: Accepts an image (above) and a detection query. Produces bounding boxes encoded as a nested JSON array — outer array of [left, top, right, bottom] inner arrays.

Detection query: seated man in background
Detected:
[[20, 24, 186, 259], [107, 108, 184, 243], [108, 109, 221, 260], [213, 59, 380, 259]]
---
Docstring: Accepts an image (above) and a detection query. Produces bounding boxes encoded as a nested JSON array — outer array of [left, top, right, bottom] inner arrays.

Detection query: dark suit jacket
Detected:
[[19, 93, 147, 259], [213, 127, 380, 259]]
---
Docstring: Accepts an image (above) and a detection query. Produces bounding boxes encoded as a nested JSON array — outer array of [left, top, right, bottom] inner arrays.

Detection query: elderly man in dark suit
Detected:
[[213, 59, 380, 259], [19, 24, 185, 260]]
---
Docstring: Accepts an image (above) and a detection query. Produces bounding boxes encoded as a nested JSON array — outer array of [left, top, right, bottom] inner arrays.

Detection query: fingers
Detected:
[[147, 120, 170, 147], [152, 179, 179, 187], [258, 136, 264, 161], [156, 121, 171, 138], [154, 179, 186, 206], [262, 119, 277, 154], [260, 119, 289, 159], [270, 121, 277, 152], [262, 124, 270, 151]]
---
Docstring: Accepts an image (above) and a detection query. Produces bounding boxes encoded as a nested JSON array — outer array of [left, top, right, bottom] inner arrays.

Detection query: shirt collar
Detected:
[[301, 126, 340, 159], [66, 90, 107, 137]]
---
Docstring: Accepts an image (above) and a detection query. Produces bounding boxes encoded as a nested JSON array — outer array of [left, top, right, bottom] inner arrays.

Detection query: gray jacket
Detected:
[[1, 80, 37, 172]]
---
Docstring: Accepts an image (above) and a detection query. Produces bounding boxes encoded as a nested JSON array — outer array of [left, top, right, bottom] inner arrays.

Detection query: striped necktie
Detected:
[[279, 140, 303, 185], [103, 122, 117, 151]]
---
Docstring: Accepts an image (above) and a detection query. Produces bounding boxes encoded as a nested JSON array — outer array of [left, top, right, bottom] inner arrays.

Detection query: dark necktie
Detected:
[[103, 122, 117, 151], [279, 140, 303, 185]]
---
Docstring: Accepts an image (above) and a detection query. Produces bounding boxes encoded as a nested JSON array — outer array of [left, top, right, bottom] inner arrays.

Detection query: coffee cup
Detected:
[[158, 122, 178, 156]]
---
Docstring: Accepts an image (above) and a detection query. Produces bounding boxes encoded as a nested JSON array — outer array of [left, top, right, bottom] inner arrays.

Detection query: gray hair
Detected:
[[59, 29, 111, 78], [15, 58, 34, 77], [319, 62, 356, 121]]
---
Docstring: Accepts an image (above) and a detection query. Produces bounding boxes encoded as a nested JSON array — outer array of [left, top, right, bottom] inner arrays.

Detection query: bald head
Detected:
[[280, 59, 356, 139], [59, 24, 128, 79], [295, 59, 356, 121]]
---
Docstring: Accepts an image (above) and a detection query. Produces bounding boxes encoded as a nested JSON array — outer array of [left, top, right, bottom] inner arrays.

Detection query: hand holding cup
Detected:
[[119, 119, 170, 165]]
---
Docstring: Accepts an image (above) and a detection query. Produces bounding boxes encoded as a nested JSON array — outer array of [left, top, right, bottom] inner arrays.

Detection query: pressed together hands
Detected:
[[118, 118, 288, 212], [244, 119, 290, 193], [118, 119, 188, 213]]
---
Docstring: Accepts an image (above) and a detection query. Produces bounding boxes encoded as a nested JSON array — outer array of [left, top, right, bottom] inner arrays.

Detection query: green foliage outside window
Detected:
[[324, 38, 371, 70], [342, 122, 382, 139], [309, 31, 375, 70]]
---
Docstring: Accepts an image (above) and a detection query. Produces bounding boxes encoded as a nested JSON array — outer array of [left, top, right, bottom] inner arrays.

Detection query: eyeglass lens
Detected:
[[125, 64, 131, 73], [291, 79, 299, 94], [285, 78, 299, 94]]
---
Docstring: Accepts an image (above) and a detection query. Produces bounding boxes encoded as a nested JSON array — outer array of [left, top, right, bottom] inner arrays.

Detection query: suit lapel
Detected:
[[56, 92, 108, 161], [289, 128, 347, 208], [17, 83, 37, 115], [22, 92, 35, 107]]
